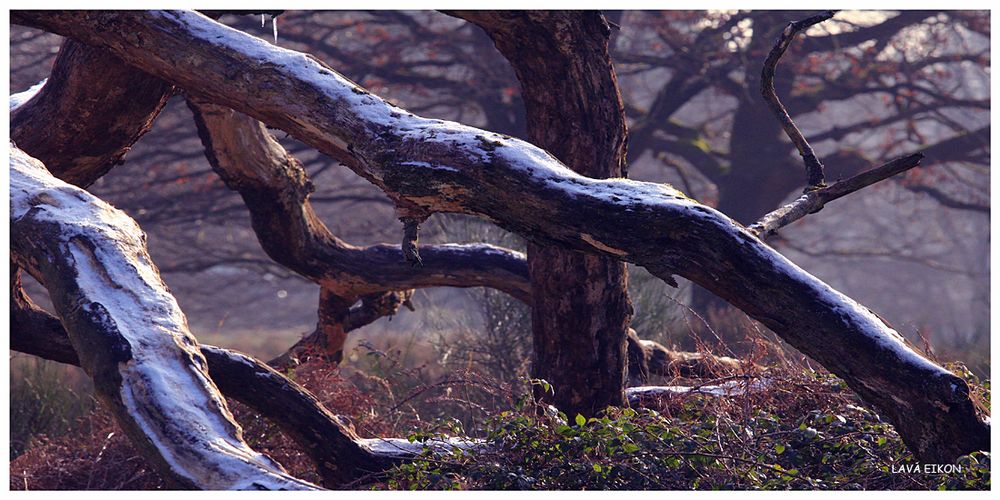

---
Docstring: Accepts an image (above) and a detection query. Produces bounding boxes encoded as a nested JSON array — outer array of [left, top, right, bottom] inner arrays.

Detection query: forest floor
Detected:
[[9, 340, 990, 491]]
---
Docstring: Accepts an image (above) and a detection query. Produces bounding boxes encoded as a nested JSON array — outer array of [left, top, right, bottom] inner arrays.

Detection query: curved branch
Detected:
[[10, 271, 479, 487], [10, 40, 173, 187], [9, 146, 317, 490], [15, 9, 989, 463], [186, 97, 531, 303], [760, 11, 835, 187]]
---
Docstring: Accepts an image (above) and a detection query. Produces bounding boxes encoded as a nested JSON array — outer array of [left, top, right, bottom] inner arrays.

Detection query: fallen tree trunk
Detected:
[[12, 10, 989, 462], [9, 146, 318, 490], [627, 329, 743, 385]]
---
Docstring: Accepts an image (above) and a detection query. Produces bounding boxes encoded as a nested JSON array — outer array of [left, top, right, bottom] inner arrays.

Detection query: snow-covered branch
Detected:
[[9, 146, 318, 490]]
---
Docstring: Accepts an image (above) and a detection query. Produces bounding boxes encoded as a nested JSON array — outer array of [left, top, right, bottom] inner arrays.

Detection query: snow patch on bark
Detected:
[[147, 10, 951, 390], [746, 238, 951, 377], [9, 79, 46, 111], [433, 242, 526, 259], [360, 437, 486, 458], [627, 379, 772, 400]]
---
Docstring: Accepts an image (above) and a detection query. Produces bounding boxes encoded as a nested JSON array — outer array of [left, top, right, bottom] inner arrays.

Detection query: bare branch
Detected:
[[749, 153, 924, 239], [761, 10, 835, 187], [10, 146, 317, 490], [186, 97, 531, 303], [9, 274, 415, 487], [10, 40, 173, 186]]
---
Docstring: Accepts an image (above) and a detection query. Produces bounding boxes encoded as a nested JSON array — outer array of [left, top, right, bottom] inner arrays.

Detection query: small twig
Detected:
[[748, 153, 923, 239], [401, 217, 423, 267], [761, 10, 836, 188]]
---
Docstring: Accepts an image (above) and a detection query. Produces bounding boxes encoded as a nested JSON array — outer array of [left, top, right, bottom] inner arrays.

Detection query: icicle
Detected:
[[271, 15, 278, 44], [261, 14, 265, 28]]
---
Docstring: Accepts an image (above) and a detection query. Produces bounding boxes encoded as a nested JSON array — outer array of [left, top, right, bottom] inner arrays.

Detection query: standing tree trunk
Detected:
[[459, 11, 632, 416]]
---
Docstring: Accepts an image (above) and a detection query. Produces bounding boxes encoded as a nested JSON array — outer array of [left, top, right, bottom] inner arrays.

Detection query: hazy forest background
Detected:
[[9, 10, 990, 489]]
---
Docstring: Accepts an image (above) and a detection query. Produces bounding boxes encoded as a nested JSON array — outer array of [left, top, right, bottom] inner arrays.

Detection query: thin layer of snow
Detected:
[[432, 242, 526, 259], [159, 11, 740, 232], [742, 234, 952, 378], [9, 79, 46, 111], [360, 437, 486, 458], [10, 147, 317, 490], [627, 379, 772, 399]]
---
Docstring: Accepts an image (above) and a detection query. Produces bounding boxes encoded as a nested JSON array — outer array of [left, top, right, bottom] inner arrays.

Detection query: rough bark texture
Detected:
[[10, 266, 80, 366], [187, 96, 671, 373], [10, 40, 173, 186], [458, 11, 633, 417], [9, 147, 317, 490], [12, 10, 989, 462]]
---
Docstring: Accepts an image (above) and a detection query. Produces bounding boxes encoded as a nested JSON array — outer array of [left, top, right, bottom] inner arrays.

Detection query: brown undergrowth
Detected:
[[9, 335, 989, 490]]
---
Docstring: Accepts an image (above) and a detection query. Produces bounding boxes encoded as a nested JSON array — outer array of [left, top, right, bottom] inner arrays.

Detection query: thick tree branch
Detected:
[[14, 9, 989, 462], [10, 40, 173, 187], [9, 146, 317, 490], [186, 96, 666, 374], [9, 277, 419, 487], [186, 97, 531, 303], [761, 11, 836, 187]]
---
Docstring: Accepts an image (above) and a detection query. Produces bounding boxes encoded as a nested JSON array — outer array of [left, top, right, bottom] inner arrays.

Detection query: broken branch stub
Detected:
[[749, 153, 925, 239]]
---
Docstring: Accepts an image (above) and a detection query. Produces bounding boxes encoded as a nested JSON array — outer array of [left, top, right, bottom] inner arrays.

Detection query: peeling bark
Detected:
[[10, 146, 317, 490], [12, 10, 990, 462]]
